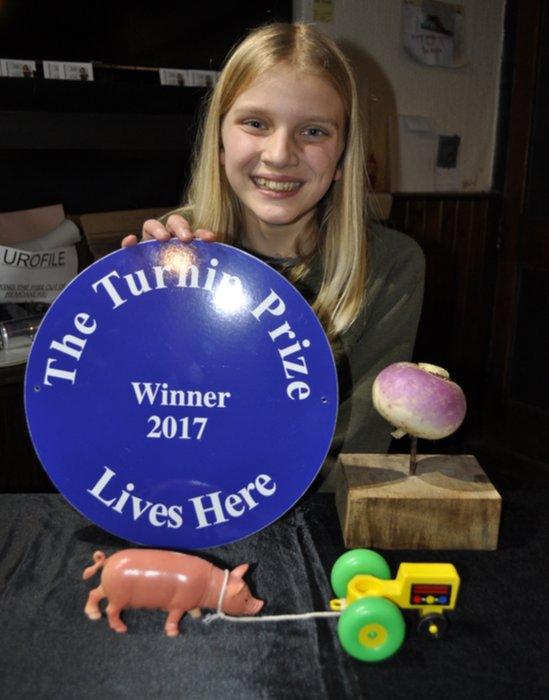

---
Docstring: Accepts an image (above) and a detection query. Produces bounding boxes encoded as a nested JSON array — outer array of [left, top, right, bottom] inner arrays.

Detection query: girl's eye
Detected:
[[302, 127, 328, 138], [243, 119, 266, 130]]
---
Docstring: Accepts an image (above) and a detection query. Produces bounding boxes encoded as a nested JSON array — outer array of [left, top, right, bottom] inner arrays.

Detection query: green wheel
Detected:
[[338, 597, 406, 662], [331, 549, 391, 598]]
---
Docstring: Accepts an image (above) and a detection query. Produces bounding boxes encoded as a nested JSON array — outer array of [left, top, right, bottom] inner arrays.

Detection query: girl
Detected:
[[122, 22, 425, 489]]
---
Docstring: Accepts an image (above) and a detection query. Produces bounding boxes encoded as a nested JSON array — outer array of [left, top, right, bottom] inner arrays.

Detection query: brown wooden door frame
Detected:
[[489, 0, 542, 402], [484, 0, 549, 470]]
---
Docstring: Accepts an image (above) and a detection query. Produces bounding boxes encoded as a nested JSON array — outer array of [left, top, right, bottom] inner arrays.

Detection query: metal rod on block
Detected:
[[409, 436, 418, 476]]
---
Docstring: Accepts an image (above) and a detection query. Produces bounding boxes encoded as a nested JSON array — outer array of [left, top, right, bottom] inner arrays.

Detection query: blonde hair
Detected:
[[167, 22, 367, 339]]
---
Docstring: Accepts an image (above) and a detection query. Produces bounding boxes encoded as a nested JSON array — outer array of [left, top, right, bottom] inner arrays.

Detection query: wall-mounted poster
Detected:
[[43, 61, 94, 81], [0, 59, 37, 78], [402, 0, 467, 68]]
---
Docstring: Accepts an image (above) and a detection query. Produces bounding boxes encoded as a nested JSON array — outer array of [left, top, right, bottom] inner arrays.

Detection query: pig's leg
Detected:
[[106, 602, 128, 633], [84, 584, 106, 620], [164, 609, 184, 637], [188, 608, 202, 619]]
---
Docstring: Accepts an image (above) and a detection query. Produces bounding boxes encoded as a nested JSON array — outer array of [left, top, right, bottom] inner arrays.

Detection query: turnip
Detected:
[[372, 362, 467, 475]]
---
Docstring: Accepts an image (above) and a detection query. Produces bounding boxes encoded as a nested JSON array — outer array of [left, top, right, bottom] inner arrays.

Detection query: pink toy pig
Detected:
[[83, 549, 263, 636]]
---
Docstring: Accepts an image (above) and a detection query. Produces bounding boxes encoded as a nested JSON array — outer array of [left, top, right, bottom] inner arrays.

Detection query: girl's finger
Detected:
[[194, 229, 217, 242], [142, 219, 171, 241], [121, 234, 139, 247], [166, 214, 193, 242]]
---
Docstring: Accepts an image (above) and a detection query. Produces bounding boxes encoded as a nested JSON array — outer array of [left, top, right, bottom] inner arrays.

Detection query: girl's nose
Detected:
[[262, 129, 299, 168]]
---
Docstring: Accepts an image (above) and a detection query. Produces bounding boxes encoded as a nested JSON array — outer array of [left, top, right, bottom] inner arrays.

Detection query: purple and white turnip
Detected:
[[372, 362, 467, 475]]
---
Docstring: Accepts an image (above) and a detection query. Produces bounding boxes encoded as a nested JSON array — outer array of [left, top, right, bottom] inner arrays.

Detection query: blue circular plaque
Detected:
[[25, 241, 338, 548]]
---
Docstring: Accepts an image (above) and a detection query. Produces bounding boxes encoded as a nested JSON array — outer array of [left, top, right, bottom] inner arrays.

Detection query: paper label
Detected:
[[0, 244, 78, 302], [43, 61, 94, 81], [0, 59, 37, 78], [159, 68, 191, 86]]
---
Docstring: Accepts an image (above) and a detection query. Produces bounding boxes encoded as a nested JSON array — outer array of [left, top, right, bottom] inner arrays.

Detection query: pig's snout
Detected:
[[224, 594, 263, 616], [248, 598, 264, 615]]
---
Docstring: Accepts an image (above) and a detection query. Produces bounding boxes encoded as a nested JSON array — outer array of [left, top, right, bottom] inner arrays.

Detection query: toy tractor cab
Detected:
[[329, 549, 460, 662]]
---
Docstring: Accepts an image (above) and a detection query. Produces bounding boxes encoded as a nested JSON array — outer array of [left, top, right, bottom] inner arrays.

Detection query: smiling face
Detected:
[[220, 64, 346, 256]]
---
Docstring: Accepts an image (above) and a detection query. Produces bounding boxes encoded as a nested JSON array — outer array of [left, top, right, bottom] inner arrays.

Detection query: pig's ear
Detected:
[[231, 563, 249, 579]]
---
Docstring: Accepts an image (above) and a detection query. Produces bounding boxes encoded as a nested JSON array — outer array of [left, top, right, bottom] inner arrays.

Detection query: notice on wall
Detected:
[[0, 59, 37, 78], [187, 70, 219, 87], [159, 69, 219, 87], [402, 0, 467, 68], [43, 61, 94, 81], [159, 68, 190, 86]]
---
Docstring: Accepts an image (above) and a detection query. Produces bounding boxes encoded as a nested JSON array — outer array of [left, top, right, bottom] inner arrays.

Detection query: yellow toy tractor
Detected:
[[330, 549, 460, 662]]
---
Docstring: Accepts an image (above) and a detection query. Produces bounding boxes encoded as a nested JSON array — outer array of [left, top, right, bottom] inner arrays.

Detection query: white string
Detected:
[[202, 569, 342, 625]]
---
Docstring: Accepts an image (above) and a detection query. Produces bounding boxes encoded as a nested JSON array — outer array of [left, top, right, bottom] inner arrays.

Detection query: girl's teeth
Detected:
[[255, 177, 300, 192]]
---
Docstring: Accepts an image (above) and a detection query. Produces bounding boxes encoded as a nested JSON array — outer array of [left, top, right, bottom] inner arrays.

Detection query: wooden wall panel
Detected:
[[389, 193, 501, 443]]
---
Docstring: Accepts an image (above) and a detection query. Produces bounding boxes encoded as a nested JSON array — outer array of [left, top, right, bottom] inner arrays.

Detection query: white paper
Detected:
[[187, 70, 219, 87], [402, 115, 433, 132], [389, 115, 437, 192], [0, 59, 37, 78], [43, 61, 94, 81], [43, 61, 63, 80], [14, 219, 81, 251], [0, 213, 80, 302], [159, 68, 191, 86], [0, 244, 78, 303], [402, 0, 467, 68], [159, 68, 219, 87]]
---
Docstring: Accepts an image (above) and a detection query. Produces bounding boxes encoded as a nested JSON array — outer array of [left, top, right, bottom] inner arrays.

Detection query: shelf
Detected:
[[0, 110, 196, 150], [0, 76, 207, 114]]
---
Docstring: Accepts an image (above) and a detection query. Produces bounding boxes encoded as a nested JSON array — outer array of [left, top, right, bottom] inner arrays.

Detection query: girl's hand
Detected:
[[121, 214, 217, 247]]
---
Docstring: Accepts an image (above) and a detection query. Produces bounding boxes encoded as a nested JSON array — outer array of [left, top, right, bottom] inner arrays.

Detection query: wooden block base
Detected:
[[335, 454, 502, 550]]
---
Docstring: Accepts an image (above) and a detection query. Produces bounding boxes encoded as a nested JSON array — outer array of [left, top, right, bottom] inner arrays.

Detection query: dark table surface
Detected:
[[0, 473, 548, 699]]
